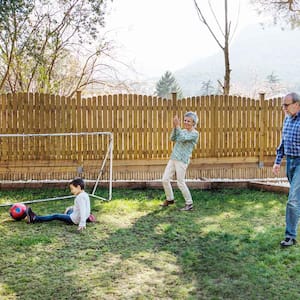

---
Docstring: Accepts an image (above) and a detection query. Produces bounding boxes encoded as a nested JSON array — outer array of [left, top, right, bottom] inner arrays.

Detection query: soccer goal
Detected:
[[0, 132, 113, 207]]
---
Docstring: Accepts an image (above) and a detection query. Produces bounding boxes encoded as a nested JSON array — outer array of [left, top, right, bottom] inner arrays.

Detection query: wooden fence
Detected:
[[0, 92, 285, 181]]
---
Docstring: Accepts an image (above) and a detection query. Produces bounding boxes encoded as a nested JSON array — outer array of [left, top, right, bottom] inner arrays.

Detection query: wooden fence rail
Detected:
[[0, 92, 284, 181]]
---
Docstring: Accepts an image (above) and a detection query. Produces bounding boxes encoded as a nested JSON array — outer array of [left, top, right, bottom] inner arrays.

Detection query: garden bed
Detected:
[[248, 178, 289, 194], [0, 178, 289, 194]]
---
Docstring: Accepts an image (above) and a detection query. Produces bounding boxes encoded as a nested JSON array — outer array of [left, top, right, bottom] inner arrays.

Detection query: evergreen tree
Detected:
[[200, 79, 215, 95], [266, 71, 280, 85], [155, 71, 183, 98], [266, 71, 282, 96]]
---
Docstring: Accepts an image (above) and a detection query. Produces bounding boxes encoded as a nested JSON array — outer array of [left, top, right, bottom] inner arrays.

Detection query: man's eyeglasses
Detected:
[[282, 102, 295, 108]]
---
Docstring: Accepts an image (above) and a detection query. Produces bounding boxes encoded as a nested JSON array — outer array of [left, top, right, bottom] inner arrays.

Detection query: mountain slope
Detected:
[[174, 24, 300, 97]]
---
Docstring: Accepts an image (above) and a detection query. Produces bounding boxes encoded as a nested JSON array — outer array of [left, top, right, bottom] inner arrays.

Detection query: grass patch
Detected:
[[0, 187, 299, 299]]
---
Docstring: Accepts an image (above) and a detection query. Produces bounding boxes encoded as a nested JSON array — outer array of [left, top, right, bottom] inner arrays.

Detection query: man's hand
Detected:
[[272, 164, 281, 176]]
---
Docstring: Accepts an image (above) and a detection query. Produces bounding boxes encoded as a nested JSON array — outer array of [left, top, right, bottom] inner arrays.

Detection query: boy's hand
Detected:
[[77, 225, 85, 231]]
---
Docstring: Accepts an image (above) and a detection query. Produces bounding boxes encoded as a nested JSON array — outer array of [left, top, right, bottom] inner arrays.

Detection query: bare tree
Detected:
[[250, 0, 300, 28], [0, 0, 129, 96], [274, 0, 300, 11], [193, 0, 240, 95]]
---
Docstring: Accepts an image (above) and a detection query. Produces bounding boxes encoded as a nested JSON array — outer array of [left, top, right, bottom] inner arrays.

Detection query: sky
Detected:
[[105, 0, 264, 78]]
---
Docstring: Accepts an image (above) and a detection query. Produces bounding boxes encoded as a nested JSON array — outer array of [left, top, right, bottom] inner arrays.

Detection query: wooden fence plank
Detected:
[[0, 92, 285, 180]]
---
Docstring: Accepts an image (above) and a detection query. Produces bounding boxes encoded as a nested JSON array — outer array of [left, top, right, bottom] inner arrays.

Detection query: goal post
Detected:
[[0, 132, 113, 207]]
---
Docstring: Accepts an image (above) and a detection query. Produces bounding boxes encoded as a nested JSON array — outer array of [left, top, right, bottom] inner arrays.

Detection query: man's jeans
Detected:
[[285, 157, 300, 239]]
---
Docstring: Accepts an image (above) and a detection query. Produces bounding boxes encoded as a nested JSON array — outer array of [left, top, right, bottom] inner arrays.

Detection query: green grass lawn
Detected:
[[0, 187, 299, 300]]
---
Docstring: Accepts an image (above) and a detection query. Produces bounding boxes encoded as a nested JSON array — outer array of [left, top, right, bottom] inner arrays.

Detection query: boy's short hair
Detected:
[[70, 178, 85, 190]]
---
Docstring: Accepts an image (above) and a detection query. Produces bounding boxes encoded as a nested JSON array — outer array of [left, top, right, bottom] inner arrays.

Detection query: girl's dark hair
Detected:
[[70, 178, 85, 190]]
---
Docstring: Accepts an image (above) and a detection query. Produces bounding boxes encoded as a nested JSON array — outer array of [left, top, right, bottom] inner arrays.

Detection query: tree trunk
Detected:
[[223, 0, 231, 95]]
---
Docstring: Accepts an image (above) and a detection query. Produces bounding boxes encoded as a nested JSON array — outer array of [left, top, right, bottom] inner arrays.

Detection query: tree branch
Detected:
[[193, 0, 224, 50], [274, 0, 300, 11]]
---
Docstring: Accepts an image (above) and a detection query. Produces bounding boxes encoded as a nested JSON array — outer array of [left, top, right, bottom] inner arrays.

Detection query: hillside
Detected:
[[174, 24, 300, 97]]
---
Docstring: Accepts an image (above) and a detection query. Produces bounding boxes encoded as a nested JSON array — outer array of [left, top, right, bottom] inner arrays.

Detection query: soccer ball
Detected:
[[9, 203, 27, 221]]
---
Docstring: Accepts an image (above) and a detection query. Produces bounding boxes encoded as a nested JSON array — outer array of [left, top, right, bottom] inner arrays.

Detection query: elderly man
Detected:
[[273, 92, 300, 247]]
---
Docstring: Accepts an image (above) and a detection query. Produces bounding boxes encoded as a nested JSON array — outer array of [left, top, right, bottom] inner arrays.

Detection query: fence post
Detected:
[[211, 95, 218, 157], [76, 90, 81, 101], [76, 90, 83, 168], [171, 92, 177, 101], [259, 92, 266, 168]]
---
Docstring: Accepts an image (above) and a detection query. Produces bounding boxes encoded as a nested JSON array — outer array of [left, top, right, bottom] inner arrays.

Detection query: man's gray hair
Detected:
[[184, 111, 198, 127], [285, 92, 300, 103]]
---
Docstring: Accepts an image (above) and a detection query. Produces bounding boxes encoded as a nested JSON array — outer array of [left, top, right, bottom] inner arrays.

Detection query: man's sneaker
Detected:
[[26, 207, 37, 224], [180, 204, 193, 211], [280, 237, 297, 247], [160, 200, 175, 207]]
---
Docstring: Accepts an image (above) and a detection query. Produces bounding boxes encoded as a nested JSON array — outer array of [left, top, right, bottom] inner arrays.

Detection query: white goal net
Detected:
[[0, 132, 113, 206]]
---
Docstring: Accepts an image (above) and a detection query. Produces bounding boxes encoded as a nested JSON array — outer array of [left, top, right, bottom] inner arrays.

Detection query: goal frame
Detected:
[[0, 132, 113, 207]]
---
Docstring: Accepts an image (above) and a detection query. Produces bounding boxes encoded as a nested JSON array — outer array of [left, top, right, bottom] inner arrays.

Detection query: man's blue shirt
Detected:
[[275, 111, 300, 164]]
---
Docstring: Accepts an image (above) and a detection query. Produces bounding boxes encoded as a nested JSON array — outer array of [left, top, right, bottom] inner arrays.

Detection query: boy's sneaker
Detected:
[[26, 207, 37, 224], [180, 204, 193, 211], [280, 237, 297, 247], [160, 200, 175, 207]]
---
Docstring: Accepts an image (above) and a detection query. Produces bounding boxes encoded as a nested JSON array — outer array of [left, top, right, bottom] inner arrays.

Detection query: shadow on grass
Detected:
[[88, 189, 300, 299], [1, 188, 300, 299]]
